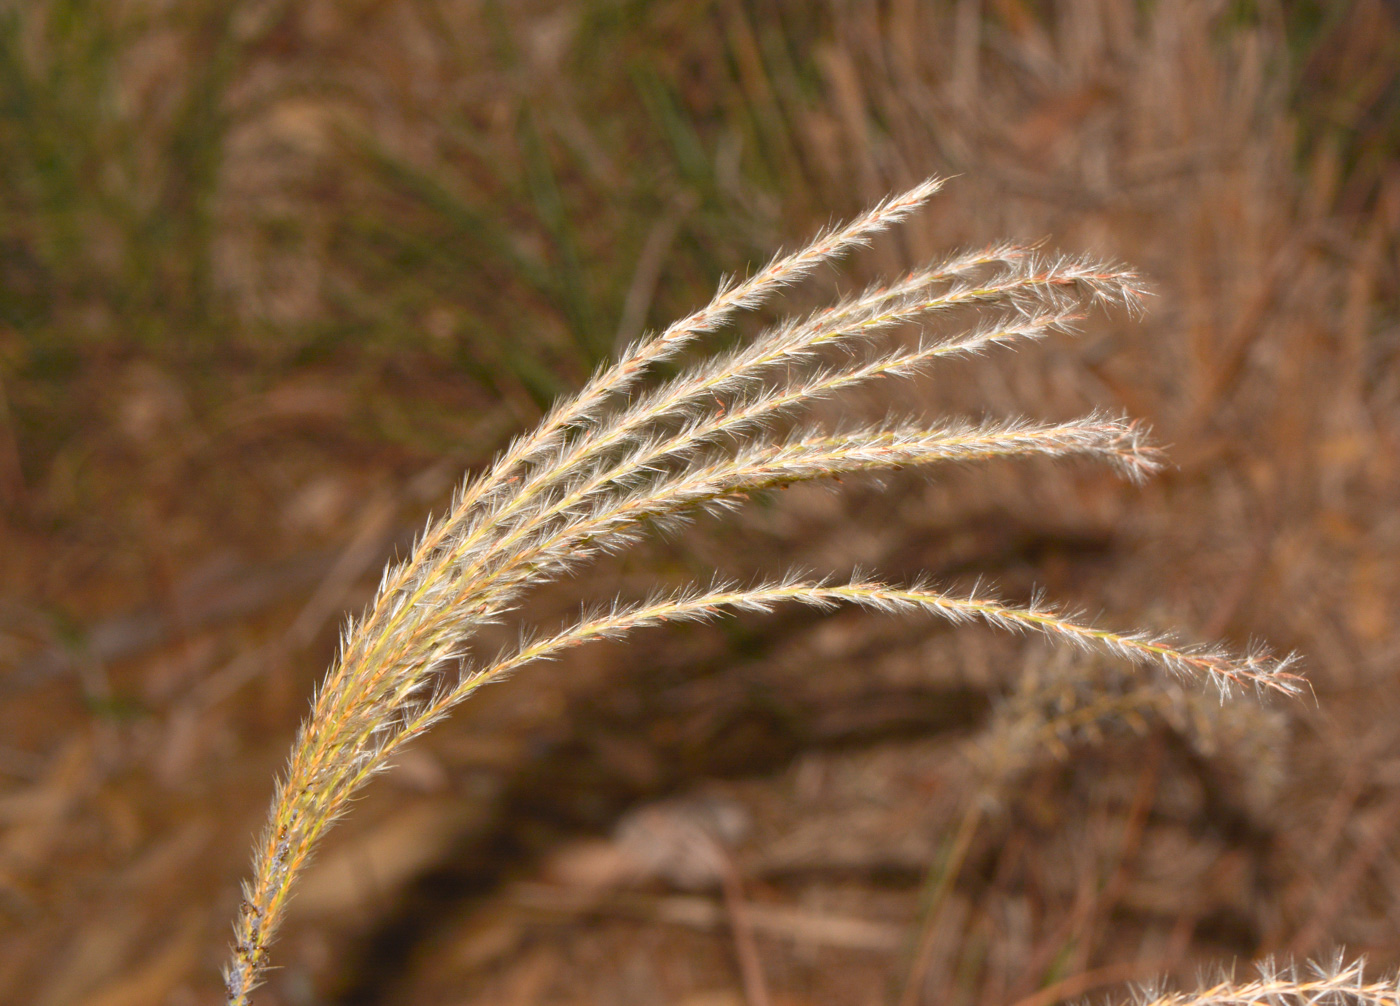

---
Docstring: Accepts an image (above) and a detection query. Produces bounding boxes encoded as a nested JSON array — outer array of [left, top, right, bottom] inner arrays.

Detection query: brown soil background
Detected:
[[1, 2, 1398, 1004]]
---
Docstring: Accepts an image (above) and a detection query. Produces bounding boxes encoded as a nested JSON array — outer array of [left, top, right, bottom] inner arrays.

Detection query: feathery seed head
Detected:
[[222, 179, 1299, 1005]]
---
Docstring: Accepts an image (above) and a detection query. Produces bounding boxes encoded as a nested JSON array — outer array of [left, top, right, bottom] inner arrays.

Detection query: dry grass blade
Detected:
[[222, 180, 1299, 1005]]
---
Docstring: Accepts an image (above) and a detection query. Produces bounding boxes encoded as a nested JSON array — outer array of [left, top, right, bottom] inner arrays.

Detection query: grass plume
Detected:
[[223, 179, 1301, 1004], [1125, 957, 1400, 1006]]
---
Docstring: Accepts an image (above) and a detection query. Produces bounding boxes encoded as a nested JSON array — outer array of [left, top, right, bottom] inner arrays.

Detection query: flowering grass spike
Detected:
[[224, 179, 1303, 1004]]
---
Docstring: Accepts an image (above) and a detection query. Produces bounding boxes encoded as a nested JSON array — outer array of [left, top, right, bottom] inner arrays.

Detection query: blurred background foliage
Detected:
[[0, 0, 1394, 521]]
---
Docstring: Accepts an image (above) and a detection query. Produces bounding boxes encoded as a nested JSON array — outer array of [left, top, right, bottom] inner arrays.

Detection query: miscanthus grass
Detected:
[[223, 179, 1307, 1004], [1131, 957, 1400, 1006]]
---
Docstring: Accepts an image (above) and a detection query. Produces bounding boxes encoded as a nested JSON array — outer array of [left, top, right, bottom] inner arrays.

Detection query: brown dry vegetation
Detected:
[[1, 1, 1398, 1005]]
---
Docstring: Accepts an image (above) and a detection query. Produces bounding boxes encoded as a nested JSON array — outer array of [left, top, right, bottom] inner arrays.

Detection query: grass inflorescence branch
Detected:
[[1127, 957, 1400, 1006]]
